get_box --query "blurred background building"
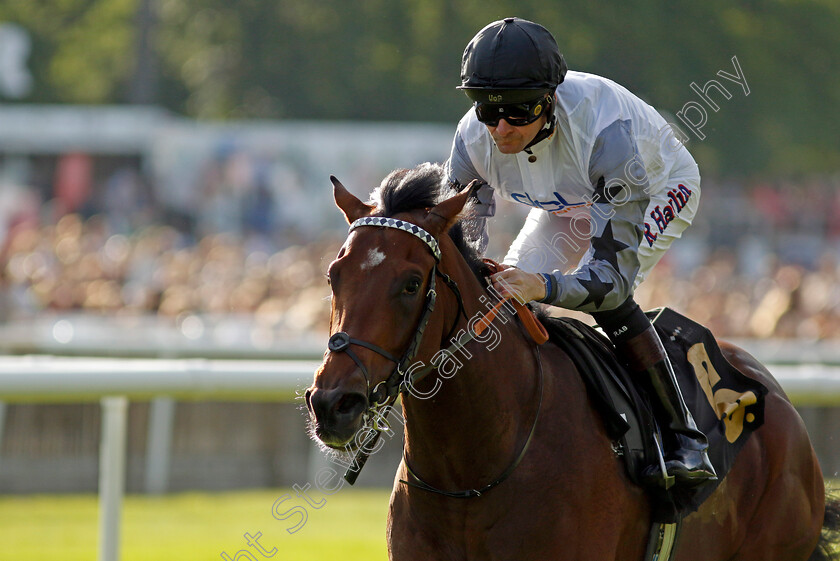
[0,1,838,493]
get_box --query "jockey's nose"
[495,119,515,135]
[307,386,368,446]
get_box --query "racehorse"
[305,163,839,561]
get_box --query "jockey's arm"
[532,119,650,312]
[446,119,652,313]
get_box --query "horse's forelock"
[373,163,448,217]
[367,163,488,283]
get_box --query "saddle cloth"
[541,307,768,523]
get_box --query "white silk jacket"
[446,71,700,312]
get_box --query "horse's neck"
[400,248,542,488]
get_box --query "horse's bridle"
[326,216,465,409]
[325,215,543,495]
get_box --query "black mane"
[370,163,489,281]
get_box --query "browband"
[349,217,441,262]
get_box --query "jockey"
[445,17,716,487]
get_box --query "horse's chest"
[388,489,592,561]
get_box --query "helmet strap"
[523,96,556,153]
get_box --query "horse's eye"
[403,278,421,296]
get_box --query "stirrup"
[644,432,675,490]
[642,432,716,490]
[664,453,717,487]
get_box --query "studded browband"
[349,216,441,262]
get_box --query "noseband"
[325,215,543,495]
[326,217,446,405]
[324,216,462,481]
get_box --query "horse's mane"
[369,163,490,282]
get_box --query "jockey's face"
[486,113,548,154]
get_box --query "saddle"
[540,307,768,523]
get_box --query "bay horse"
[305,163,838,561]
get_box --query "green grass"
[1,486,837,559]
[0,488,391,560]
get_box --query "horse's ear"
[423,180,478,237]
[331,175,373,223]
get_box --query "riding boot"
[616,325,717,487]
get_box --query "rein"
[400,345,544,499]
[326,215,545,494]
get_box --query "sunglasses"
[474,96,550,127]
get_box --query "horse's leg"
[721,345,825,561]
[676,343,825,561]
[726,398,824,560]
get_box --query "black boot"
[618,326,717,488]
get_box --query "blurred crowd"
[0,213,340,335]
[1,173,840,341]
[636,249,840,340]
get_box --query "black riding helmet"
[458,17,568,105]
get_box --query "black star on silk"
[593,176,627,203]
[578,270,614,309]
[590,220,629,271]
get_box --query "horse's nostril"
[304,388,313,412]
[336,393,366,416]
[308,388,367,447]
